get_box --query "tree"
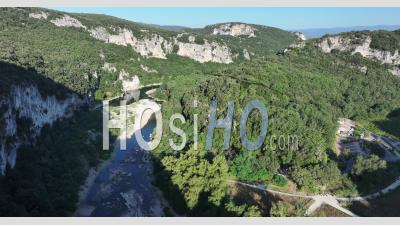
[224,201,261,217]
[229,150,273,182]
[270,200,307,217]
[352,155,387,176]
[161,146,229,209]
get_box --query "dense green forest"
[152,42,400,215]
[0,8,400,216]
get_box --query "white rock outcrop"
[294,32,307,41]
[119,70,141,101]
[140,64,158,73]
[50,14,86,29]
[188,35,196,43]
[213,23,257,37]
[89,26,233,63]
[89,27,171,59]
[0,85,81,175]
[243,49,250,60]
[318,35,400,65]
[102,62,117,73]
[29,12,49,20]
[177,41,233,64]
[389,67,400,77]
[133,34,172,59]
[10,86,80,130]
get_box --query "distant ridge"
[143,23,189,32]
[294,25,400,38]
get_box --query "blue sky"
[54,7,400,30]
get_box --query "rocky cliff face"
[318,35,400,65]
[89,26,233,63]
[50,14,87,29]
[89,27,172,59]
[176,40,233,64]
[0,85,82,175]
[212,23,257,37]
[29,11,236,64]
[390,67,400,77]
[118,69,141,101]
[29,11,48,20]
[294,32,307,41]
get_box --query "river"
[76,120,164,216]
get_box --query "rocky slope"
[30,9,297,63]
[0,62,82,176]
[0,86,81,175]
[316,30,400,75]
[27,11,248,64]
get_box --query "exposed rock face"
[84,25,234,63]
[10,86,80,130]
[140,64,158,73]
[177,41,233,64]
[0,85,81,175]
[390,67,400,77]
[318,35,400,65]
[357,65,368,74]
[294,32,307,41]
[119,70,140,101]
[50,14,86,29]
[29,13,235,64]
[133,34,172,58]
[213,23,257,37]
[102,62,117,73]
[188,35,196,43]
[29,12,48,20]
[89,27,171,59]
[243,49,250,60]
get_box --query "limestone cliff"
[212,23,257,37]
[318,35,400,65]
[0,85,82,175]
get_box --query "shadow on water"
[81,120,164,216]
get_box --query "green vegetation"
[0,105,107,216]
[370,30,400,54]
[189,22,298,57]
[153,40,400,213]
[351,185,400,216]
[1,7,400,217]
[229,150,275,182]
[270,200,308,217]
[161,147,229,209]
[339,30,400,54]
[352,155,386,176]
[272,175,288,187]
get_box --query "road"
[229,176,400,217]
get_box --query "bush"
[272,175,288,187]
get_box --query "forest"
[0,7,400,216]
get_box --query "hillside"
[0,7,400,217]
[296,25,400,38]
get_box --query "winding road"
[228,176,400,217]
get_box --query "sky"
[54,7,400,30]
